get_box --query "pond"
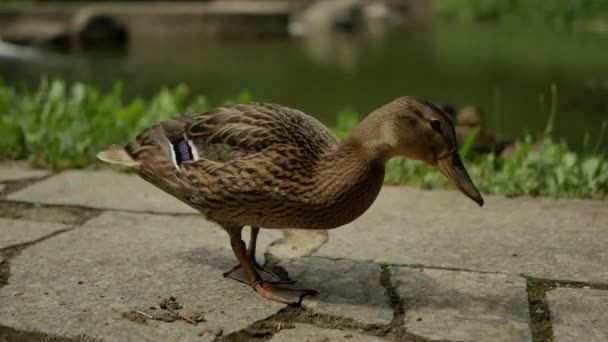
[1,23,607,153]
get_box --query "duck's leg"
[248,227,295,282]
[223,226,294,284]
[224,226,316,306]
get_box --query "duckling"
[98,97,483,305]
[455,106,514,154]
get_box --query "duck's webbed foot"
[223,261,294,284]
[252,280,317,306]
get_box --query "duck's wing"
[180,102,338,183]
[185,103,337,162]
[115,103,336,167]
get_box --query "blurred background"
[0,0,607,154]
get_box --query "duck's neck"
[340,109,396,164]
[314,114,393,209]
[310,132,388,228]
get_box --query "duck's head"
[358,96,484,206]
[457,105,484,127]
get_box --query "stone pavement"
[1,165,607,342]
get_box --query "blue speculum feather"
[173,139,193,164]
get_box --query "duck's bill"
[435,152,484,207]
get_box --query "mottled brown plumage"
[98,97,483,305]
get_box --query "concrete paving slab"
[392,267,531,342]
[0,212,284,342]
[315,187,608,283]
[7,170,196,214]
[267,229,329,259]
[269,324,390,341]
[280,257,392,325]
[0,164,50,182]
[547,288,608,342]
[0,218,70,249]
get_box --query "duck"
[440,104,514,155]
[97,96,484,305]
[455,106,514,155]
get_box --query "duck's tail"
[97,145,140,167]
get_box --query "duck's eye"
[430,119,442,131]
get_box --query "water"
[1,23,607,153]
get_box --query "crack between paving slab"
[380,265,405,327]
[381,262,507,275]
[526,277,555,342]
[524,275,608,291]
[1,199,200,218]
[304,255,508,276]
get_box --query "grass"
[0,78,212,168]
[1,78,607,199]
[433,0,608,31]
[384,137,608,198]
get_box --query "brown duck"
[98,96,483,305]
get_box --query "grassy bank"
[433,0,608,31]
[1,78,607,199]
